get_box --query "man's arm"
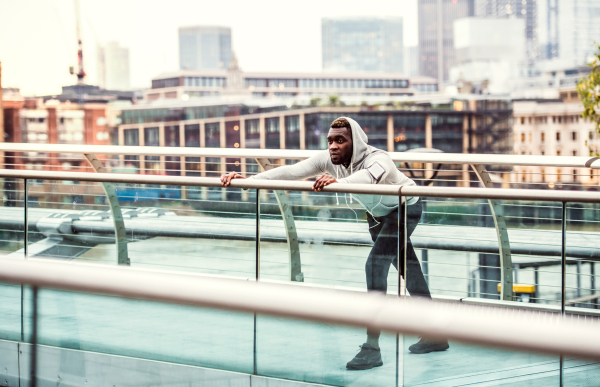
[221,153,327,187]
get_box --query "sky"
[0,0,418,96]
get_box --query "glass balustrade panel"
[564,201,600,384]
[403,197,561,386]
[27,179,257,278]
[0,179,25,342]
[257,189,400,385]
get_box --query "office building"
[404,46,419,77]
[97,42,131,90]
[179,26,232,71]
[475,0,539,64]
[321,17,404,73]
[449,17,527,93]
[418,0,475,84]
[145,69,437,102]
[512,99,600,187]
[116,96,512,187]
[538,0,600,68]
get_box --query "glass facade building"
[322,17,404,73]
[118,99,512,185]
[179,26,232,70]
[418,0,475,82]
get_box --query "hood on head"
[338,116,370,168]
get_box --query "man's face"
[327,127,353,165]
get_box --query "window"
[521,133,525,142]
[205,122,221,148]
[164,125,180,147]
[557,150,561,156]
[541,151,545,155]
[553,116,557,123]
[541,132,545,142]
[557,168,562,182]
[556,132,561,141]
[573,150,578,156]
[144,127,159,146]
[265,117,280,149]
[184,124,200,147]
[572,131,577,141]
[590,131,594,140]
[573,169,578,182]
[245,119,260,149]
[541,169,546,183]
[124,129,139,146]
[521,117,525,124]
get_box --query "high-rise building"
[404,46,419,77]
[556,0,600,66]
[450,17,527,93]
[418,0,475,84]
[475,0,539,63]
[97,42,130,90]
[321,17,404,73]
[179,26,232,71]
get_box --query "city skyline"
[0,0,419,96]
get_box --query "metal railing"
[1,167,600,385]
[1,144,600,301]
[2,257,600,383]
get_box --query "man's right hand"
[220,172,245,187]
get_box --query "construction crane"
[68,0,86,104]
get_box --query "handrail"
[2,169,600,203]
[2,257,600,361]
[1,143,599,168]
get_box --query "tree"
[309,97,322,107]
[577,44,600,155]
[328,95,340,106]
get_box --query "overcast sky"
[0,0,418,96]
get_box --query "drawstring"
[335,166,339,205]
[349,163,353,203]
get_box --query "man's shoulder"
[364,147,393,162]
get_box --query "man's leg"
[346,212,394,370]
[401,200,449,354]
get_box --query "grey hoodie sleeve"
[248,152,327,181]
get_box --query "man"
[221,117,449,370]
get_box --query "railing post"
[22,179,28,343]
[471,164,514,301]
[24,178,28,258]
[254,189,260,376]
[83,154,130,265]
[560,201,567,387]
[254,158,303,282]
[30,285,38,387]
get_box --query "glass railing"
[0,171,600,386]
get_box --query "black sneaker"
[408,337,449,354]
[346,343,383,370]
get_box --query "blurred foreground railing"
[3,258,600,385]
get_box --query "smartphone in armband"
[367,162,386,183]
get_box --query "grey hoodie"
[249,116,417,217]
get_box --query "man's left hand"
[313,174,337,191]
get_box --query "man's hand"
[313,174,337,191]
[220,172,245,187]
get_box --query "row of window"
[124,113,471,155]
[244,78,409,89]
[183,77,227,88]
[517,130,595,143]
[519,115,581,125]
[516,169,584,183]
